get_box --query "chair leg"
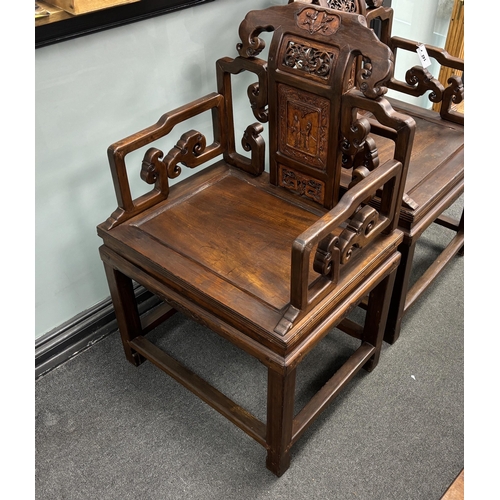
[266,367,297,477]
[103,263,145,366]
[363,268,397,372]
[384,239,416,345]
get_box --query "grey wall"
[35,0,277,339]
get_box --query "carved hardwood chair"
[97,2,415,476]
[292,0,464,344]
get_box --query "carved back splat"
[237,3,393,209]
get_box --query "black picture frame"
[35,0,215,49]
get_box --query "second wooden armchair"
[293,0,464,343]
[97,2,415,476]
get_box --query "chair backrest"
[288,1,382,12]
[217,1,397,209]
[307,0,464,124]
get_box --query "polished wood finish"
[98,2,414,476]
[302,0,464,343]
[441,469,464,500]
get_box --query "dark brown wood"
[266,367,297,476]
[320,1,464,343]
[97,2,414,476]
[139,302,176,334]
[103,263,144,366]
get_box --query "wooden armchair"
[97,2,414,476]
[293,0,464,343]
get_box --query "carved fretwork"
[140,130,211,192]
[341,117,379,172]
[238,4,392,99]
[313,234,340,284]
[279,85,329,169]
[279,166,325,204]
[289,0,374,11]
[141,148,167,185]
[297,8,341,35]
[242,123,266,174]
[311,204,381,285]
[441,74,464,124]
[247,82,268,123]
[337,205,380,262]
[283,40,335,79]
[326,1,356,12]
[405,66,445,103]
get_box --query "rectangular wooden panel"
[136,174,320,309]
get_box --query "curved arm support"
[273,158,402,335]
[388,36,464,124]
[343,90,415,211]
[104,93,225,229]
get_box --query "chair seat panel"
[136,172,320,310]
[365,101,463,226]
[100,163,402,347]
[389,100,463,195]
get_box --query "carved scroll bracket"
[341,117,379,172]
[140,129,221,194]
[441,74,464,124]
[404,66,445,102]
[337,205,380,262]
[241,123,266,175]
[313,234,341,282]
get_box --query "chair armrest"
[388,36,464,124]
[274,158,402,335]
[104,93,225,229]
[390,36,463,70]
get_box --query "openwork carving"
[311,204,380,283]
[247,82,268,123]
[405,66,445,103]
[279,85,329,169]
[441,74,464,124]
[337,205,380,262]
[326,1,356,12]
[341,117,379,172]
[140,130,210,188]
[140,146,180,189]
[297,8,341,35]
[279,166,325,204]
[238,3,392,99]
[313,234,340,283]
[242,123,266,174]
[283,40,335,79]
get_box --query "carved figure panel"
[278,165,325,204]
[278,84,329,169]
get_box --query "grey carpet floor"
[35,198,464,500]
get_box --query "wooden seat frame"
[97,3,415,476]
